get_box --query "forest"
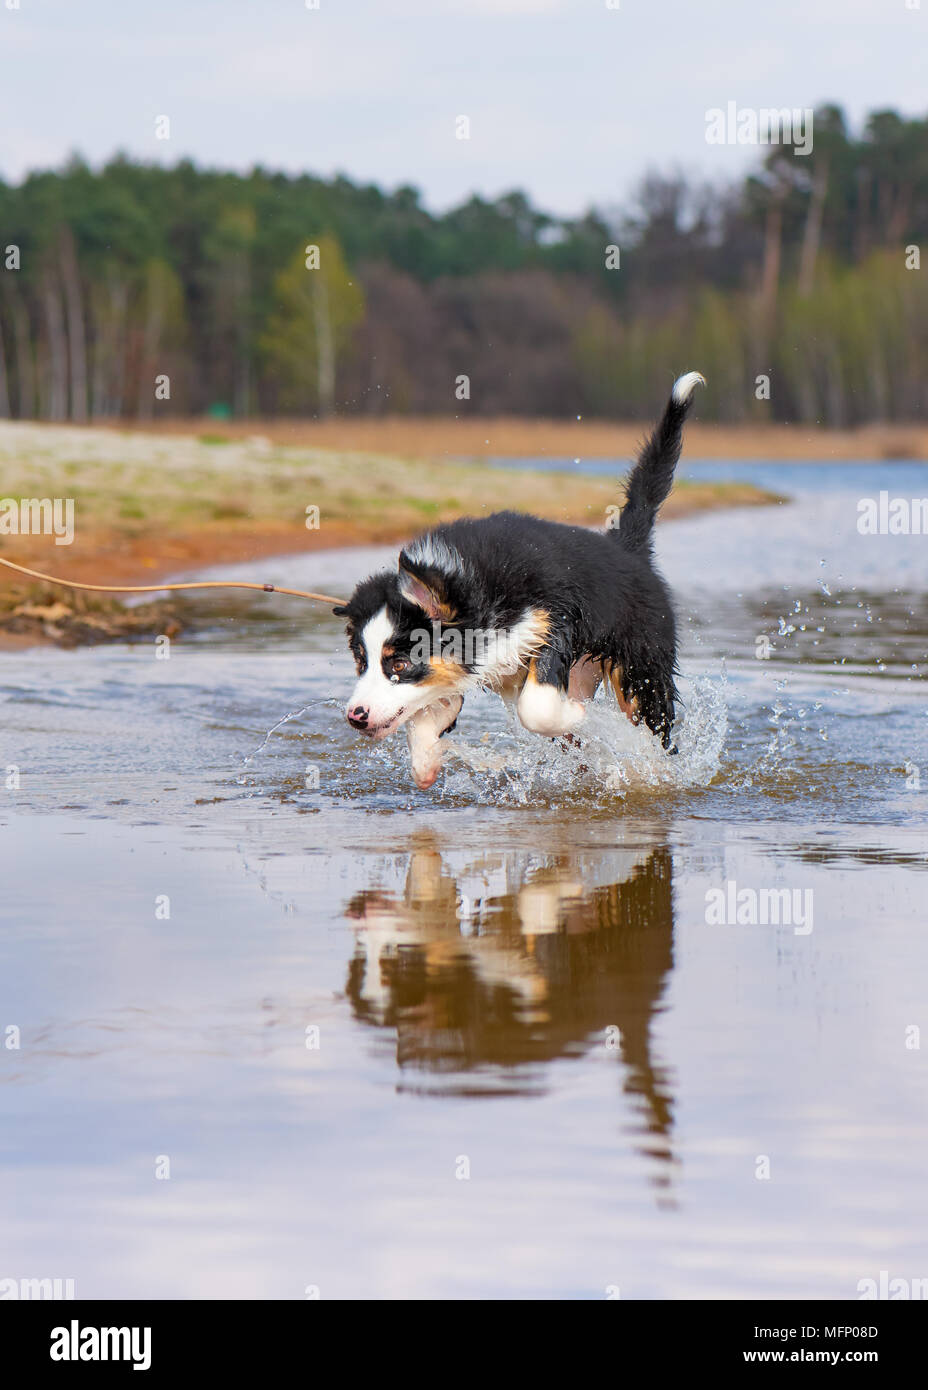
[0,103,925,425]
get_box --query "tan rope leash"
[0,556,347,608]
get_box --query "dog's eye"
[390,658,411,675]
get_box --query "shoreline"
[0,486,773,594]
[0,492,772,650]
[0,420,781,649]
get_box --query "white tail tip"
[672,371,706,405]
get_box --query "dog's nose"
[347,706,369,729]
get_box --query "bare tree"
[797,161,829,297]
[91,274,129,418]
[0,311,10,418]
[59,227,88,420]
[6,284,36,418]
[41,268,69,420]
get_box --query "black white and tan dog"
[335,372,704,789]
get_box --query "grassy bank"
[0,421,778,645]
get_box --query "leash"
[0,556,347,607]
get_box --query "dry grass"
[114,413,928,461]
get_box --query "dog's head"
[334,544,469,740]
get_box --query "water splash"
[242,704,314,766]
[438,677,729,806]
[240,697,340,767]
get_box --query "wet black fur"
[335,385,697,748]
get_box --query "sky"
[0,0,924,216]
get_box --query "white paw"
[518,684,587,737]
[412,761,441,790]
[406,696,462,789]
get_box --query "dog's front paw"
[412,761,441,791]
[406,697,462,790]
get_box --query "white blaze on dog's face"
[342,553,467,740]
[342,547,551,742]
[345,606,448,739]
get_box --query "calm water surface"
[1,462,926,1299]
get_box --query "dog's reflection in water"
[344,835,677,1181]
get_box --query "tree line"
[0,103,925,425]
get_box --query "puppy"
[335,372,704,789]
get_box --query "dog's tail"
[617,371,705,551]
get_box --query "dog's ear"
[397,554,456,622]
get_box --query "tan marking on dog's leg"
[607,662,640,724]
[517,661,586,737]
[495,665,529,714]
[406,695,463,790]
